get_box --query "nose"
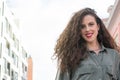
[85,26,90,31]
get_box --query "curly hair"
[54,8,120,73]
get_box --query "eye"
[89,22,94,26]
[80,25,85,29]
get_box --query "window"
[12,34,19,51]
[0,22,2,36]
[22,63,27,73]
[14,72,18,80]
[7,62,10,76]
[3,58,11,76]
[2,78,6,80]
[2,2,4,16]
[22,48,27,59]
[0,22,3,36]
[4,18,13,38]
[14,38,19,51]
[4,18,9,33]
[0,43,2,58]
[0,7,1,16]
[3,58,7,73]
[11,70,14,80]
[11,70,18,80]
[12,51,18,67]
[8,24,12,38]
[5,40,10,56]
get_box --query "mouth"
[85,33,93,38]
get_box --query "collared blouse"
[55,46,120,80]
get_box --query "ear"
[97,24,100,31]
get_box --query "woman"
[54,8,120,80]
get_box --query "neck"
[87,41,101,52]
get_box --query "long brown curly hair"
[54,8,120,73]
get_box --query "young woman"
[54,8,120,80]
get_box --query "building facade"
[0,0,32,80]
[106,0,120,47]
[27,57,32,80]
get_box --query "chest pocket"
[105,65,117,80]
[72,64,96,80]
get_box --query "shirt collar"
[100,44,107,52]
[87,44,107,53]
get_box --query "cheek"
[81,32,86,40]
[81,31,85,38]
[81,29,85,35]
[96,27,99,34]
[94,29,99,37]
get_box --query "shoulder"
[106,48,118,54]
[105,48,120,58]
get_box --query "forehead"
[82,15,96,24]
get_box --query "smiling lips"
[85,33,93,38]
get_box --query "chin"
[85,39,94,43]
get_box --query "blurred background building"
[0,0,33,80]
[102,0,120,48]
[106,0,120,47]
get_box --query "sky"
[6,0,115,80]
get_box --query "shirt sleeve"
[116,52,120,80]
[118,56,120,80]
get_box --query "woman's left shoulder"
[106,48,120,56]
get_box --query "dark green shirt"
[55,46,120,80]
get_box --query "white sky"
[6,0,115,80]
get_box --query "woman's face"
[80,15,99,43]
